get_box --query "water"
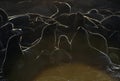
[34,63,114,81]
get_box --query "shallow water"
[34,63,114,81]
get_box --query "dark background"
[0,0,119,16]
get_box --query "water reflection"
[34,63,114,81]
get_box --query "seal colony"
[0,1,120,81]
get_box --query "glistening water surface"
[34,63,114,81]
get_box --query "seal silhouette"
[0,8,8,26]
[71,27,120,71]
[51,1,71,18]
[101,15,120,31]
[3,30,23,78]
[85,9,104,21]
[57,35,71,52]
